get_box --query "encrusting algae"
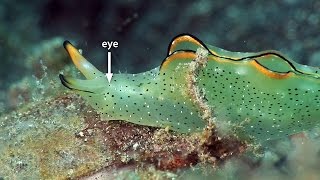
[0,93,245,179]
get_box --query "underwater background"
[0,0,320,179]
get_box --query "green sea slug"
[59,34,320,142]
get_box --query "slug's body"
[60,34,320,141]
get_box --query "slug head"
[59,41,107,94]
[60,40,207,133]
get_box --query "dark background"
[1,0,320,89]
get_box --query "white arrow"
[105,51,113,83]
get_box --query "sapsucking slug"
[59,34,320,142]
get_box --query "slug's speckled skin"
[60,34,320,141]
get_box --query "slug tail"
[63,41,103,79]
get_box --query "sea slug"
[60,34,320,141]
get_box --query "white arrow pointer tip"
[106,73,113,83]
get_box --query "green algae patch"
[29,130,107,179]
[0,95,111,179]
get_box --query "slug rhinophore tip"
[63,40,71,49]
[59,74,72,90]
[63,41,103,79]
